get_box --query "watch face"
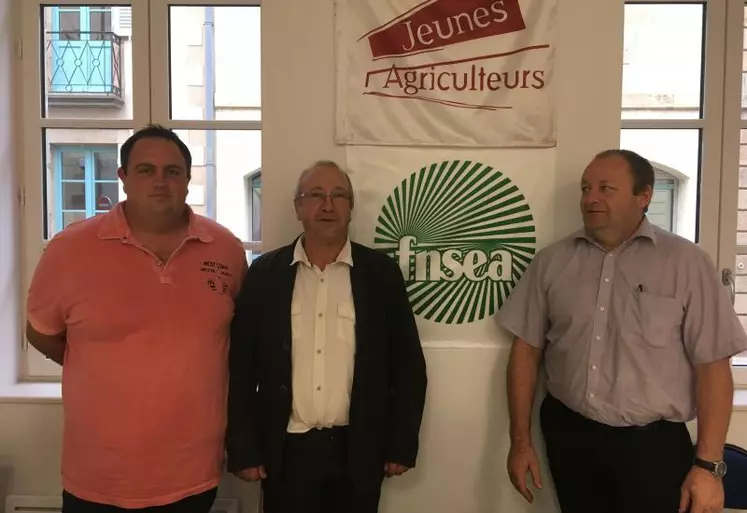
[715,461,728,478]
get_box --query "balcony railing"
[46,31,123,106]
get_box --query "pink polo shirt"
[26,203,247,508]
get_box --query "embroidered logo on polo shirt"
[374,160,536,324]
[200,260,232,295]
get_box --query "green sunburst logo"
[374,160,536,324]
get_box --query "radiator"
[4,495,241,513]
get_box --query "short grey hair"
[294,160,355,206]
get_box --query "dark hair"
[594,149,654,195]
[120,124,192,178]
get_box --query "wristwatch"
[693,456,728,478]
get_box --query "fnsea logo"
[374,160,536,324]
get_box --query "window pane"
[60,150,85,179]
[649,182,675,232]
[43,6,132,118]
[622,4,704,120]
[173,129,262,242]
[62,211,87,228]
[251,174,261,242]
[94,150,119,180]
[169,6,261,121]
[62,182,86,209]
[95,181,119,211]
[620,129,700,242]
[89,10,112,37]
[59,10,81,40]
[44,128,130,238]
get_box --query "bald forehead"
[298,164,351,192]
[305,163,343,180]
[582,155,633,182]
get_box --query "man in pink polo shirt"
[26,125,247,512]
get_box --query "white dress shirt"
[287,238,356,433]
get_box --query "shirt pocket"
[337,301,356,342]
[291,302,303,340]
[630,292,683,348]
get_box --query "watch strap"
[693,456,727,478]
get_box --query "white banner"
[346,146,556,344]
[335,0,557,148]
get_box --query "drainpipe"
[204,7,216,218]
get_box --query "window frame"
[718,0,747,383]
[52,5,113,37]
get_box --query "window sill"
[0,381,61,403]
[733,389,747,410]
[47,93,124,109]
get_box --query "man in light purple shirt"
[498,149,747,513]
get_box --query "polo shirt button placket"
[155,260,172,284]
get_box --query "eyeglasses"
[296,190,352,204]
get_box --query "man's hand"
[679,467,724,513]
[385,463,409,478]
[234,466,267,482]
[507,443,543,503]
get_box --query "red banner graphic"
[366,0,526,59]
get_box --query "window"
[52,145,119,232]
[620,3,708,244]
[47,6,123,104]
[245,170,261,242]
[20,0,261,380]
[621,1,747,376]
[649,173,678,232]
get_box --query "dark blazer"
[226,239,427,491]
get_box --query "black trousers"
[540,394,694,513]
[262,427,381,513]
[61,487,217,513]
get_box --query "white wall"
[0,0,66,506]
[2,1,747,513]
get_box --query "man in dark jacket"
[227,160,427,513]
